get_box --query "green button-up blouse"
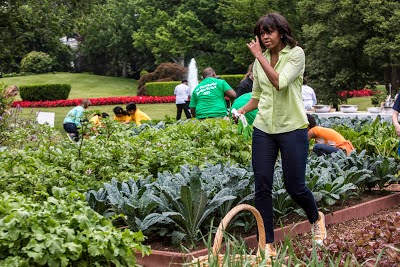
[252,45,308,134]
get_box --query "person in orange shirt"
[307,114,355,156]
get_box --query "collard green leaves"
[0,189,150,266]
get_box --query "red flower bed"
[12,96,176,108]
[338,89,375,98]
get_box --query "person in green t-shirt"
[189,67,236,119]
[231,92,258,125]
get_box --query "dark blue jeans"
[252,127,319,243]
[63,123,79,141]
[313,143,340,156]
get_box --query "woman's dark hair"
[101,112,109,118]
[307,114,317,129]
[254,13,297,48]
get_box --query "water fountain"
[187,58,198,94]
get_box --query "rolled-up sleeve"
[279,47,305,90]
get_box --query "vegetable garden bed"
[134,191,400,267]
[1,113,400,266]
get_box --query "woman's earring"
[281,36,283,39]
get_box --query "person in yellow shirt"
[89,112,109,134]
[90,112,109,126]
[113,106,131,123]
[126,102,151,126]
[307,114,355,156]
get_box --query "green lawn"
[347,96,373,111]
[0,72,137,99]
[344,84,386,111]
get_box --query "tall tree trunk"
[122,60,127,78]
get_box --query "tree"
[132,0,219,68]
[78,0,142,77]
[0,0,100,74]
[298,0,380,107]
[216,0,261,70]
[358,0,400,94]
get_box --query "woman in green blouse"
[235,12,327,257]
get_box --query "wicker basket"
[190,204,271,267]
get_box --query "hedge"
[146,81,180,96]
[19,84,71,101]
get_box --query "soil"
[144,185,400,253]
[289,184,400,266]
[290,204,400,266]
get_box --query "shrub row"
[20,84,71,101]
[145,74,245,96]
[146,81,180,96]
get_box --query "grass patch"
[0,72,137,99]
[346,96,372,111]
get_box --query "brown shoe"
[312,211,327,244]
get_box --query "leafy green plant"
[305,154,359,208]
[370,88,386,107]
[152,167,236,248]
[333,117,398,158]
[368,155,400,190]
[0,83,13,117]
[195,163,255,229]
[2,112,400,255]
[87,177,170,233]
[0,188,150,266]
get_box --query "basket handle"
[212,204,266,256]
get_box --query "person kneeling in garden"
[307,114,355,156]
[112,106,131,123]
[63,99,91,141]
[126,102,151,126]
[89,112,109,135]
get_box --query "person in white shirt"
[302,77,317,110]
[174,79,192,120]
